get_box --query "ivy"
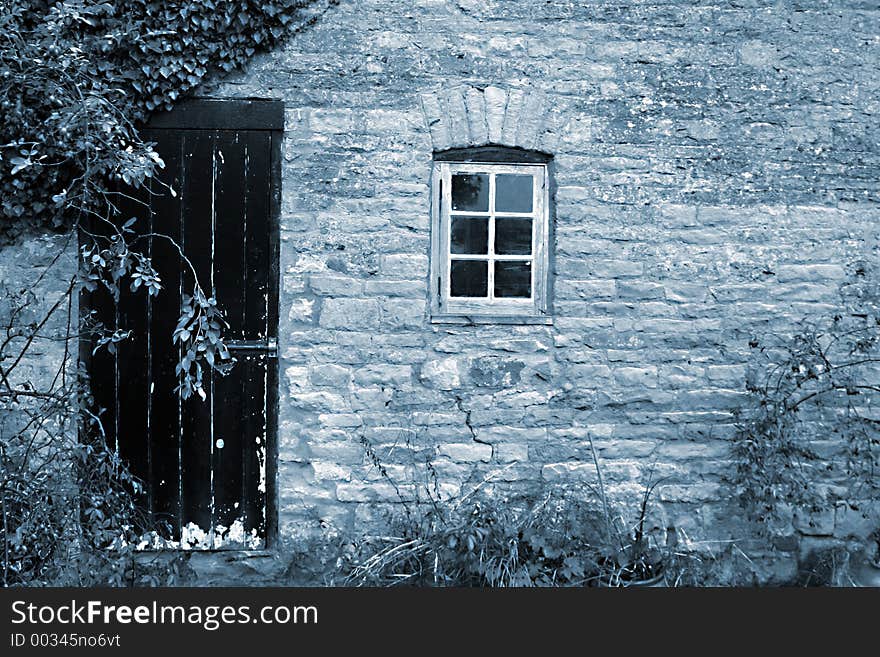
[1,0,335,241]
[173,290,235,401]
[2,0,335,398]
[1,0,336,585]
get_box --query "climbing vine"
[0,0,334,585]
[732,261,880,530]
[1,0,336,392]
[1,0,334,241]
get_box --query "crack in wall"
[453,394,493,449]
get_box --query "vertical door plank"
[264,130,282,545]
[179,130,216,538]
[241,131,272,537]
[113,182,151,517]
[240,354,268,539]
[143,128,184,539]
[243,131,271,340]
[211,131,248,532]
[212,132,247,340]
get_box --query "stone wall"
[211,0,880,578]
[4,0,878,583]
[0,234,77,438]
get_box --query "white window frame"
[430,161,551,324]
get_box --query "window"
[430,158,551,323]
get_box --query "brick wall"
[211,0,880,575]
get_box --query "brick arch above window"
[419,85,560,154]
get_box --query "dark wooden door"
[83,99,282,549]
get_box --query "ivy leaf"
[9,156,30,175]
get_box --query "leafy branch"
[732,261,880,528]
[0,0,335,585]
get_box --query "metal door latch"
[226,337,277,356]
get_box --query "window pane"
[495,174,533,213]
[495,217,532,255]
[494,261,531,298]
[451,216,489,254]
[451,174,489,212]
[450,260,488,297]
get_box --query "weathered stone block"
[285,366,310,394]
[556,279,616,300]
[309,274,364,296]
[613,366,659,387]
[738,40,781,68]
[494,443,529,463]
[438,442,492,463]
[420,91,451,151]
[318,298,380,329]
[364,279,425,297]
[317,413,363,428]
[411,412,463,426]
[420,358,461,390]
[483,86,507,144]
[310,109,355,134]
[289,391,348,411]
[353,364,412,386]
[658,484,722,503]
[309,363,351,388]
[464,86,488,145]
[468,356,526,388]
[380,254,429,278]
[351,387,393,410]
[705,365,746,387]
[336,482,409,503]
[287,298,315,323]
[664,283,709,303]
[444,86,470,149]
[833,503,877,539]
[380,298,425,329]
[774,264,846,283]
[597,439,657,459]
[515,89,547,150]
[476,427,546,444]
[617,281,665,301]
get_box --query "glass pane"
[451,216,489,254]
[495,217,532,255]
[495,174,533,213]
[494,261,532,298]
[451,174,489,212]
[450,260,488,297]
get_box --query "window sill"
[430,314,553,326]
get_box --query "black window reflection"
[450,260,488,297]
[451,217,489,254]
[494,218,532,255]
[494,261,531,298]
[451,174,489,212]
